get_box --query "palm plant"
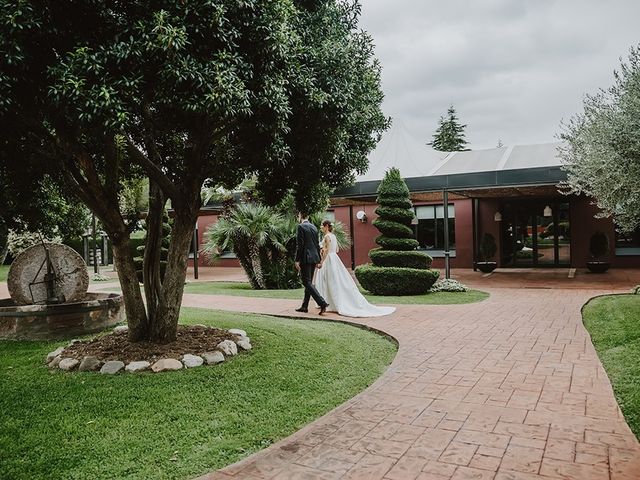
[202,203,290,289]
[203,202,352,290]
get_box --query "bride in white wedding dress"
[314,220,395,318]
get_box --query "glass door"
[500,200,570,267]
[536,205,555,266]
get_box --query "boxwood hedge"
[372,218,415,238]
[355,265,439,296]
[375,236,420,251]
[374,206,415,225]
[369,249,432,269]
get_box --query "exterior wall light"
[494,212,502,222]
[543,205,552,217]
[355,210,367,223]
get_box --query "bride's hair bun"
[322,219,334,232]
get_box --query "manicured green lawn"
[180,281,489,305]
[0,308,396,480]
[583,294,640,439]
[0,265,8,282]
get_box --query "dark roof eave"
[332,166,567,199]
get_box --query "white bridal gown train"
[314,233,395,318]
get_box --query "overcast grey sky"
[359,0,640,149]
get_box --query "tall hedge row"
[355,168,439,295]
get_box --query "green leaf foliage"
[374,206,415,226]
[372,219,415,238]
[362,168,440,295]
[376,167,410,200]
[378,197,414,209]
[0,0,387,337]
[202,200,351,290]
[369,249,432,269]
[559,46,640,233]
[375,236,420,251]
[355,265,439,296]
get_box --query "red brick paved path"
[187,286,640,480]
[4,268,640,479]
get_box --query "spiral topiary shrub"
[355,168,440,295]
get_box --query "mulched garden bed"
[63,325,239,363]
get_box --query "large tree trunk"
[142,181,166,328]
[111,232,148,341]
[150,209,197,343]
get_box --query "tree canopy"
[0,0,387,342]
[559,45,640,233]
[428,105,468,152]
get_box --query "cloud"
[359,0,640,148]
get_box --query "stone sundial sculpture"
[7,242,89,306]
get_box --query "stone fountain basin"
[0,293,124,340]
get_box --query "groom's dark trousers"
[300,263,325,309]
[296,221,327,309]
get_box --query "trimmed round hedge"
[372,218,415,238]
[369,249,432,269]
[375,236,419,251]
[355,265,440,296]
[374,206,415,225]
[379,197,413,209]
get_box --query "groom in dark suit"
[295,213,329,314]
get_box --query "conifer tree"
[428,106,468,151]
[355,168,439,295]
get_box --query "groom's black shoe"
[319,303,329,315]
[295,307,308,313]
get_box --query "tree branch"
[125,138,179,200]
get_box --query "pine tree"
[428,105,468,151]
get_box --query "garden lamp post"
[443,188,450,279]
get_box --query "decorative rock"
[236,338,252,351]
[151,358,183,373]
[182,354,204,368]
[48,355,62,368]
[58,358,79,371]
[68,339,82,346]
[229,328,247,338]
[79,356,102,372]
[100,360,125,375]
[216,340,238,356]
[113,325,129,335]
[201,351,225,365]
[193,324,208,329]
[46,347,65,363]
[125,361,151,373]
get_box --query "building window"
[615,227,640,255]
[414,204,455,250]
[324,210,336,222]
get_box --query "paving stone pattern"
[188,286,640,480]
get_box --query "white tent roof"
[357,120,447,182]
[357,121,564,182]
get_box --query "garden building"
[194,122,640,271]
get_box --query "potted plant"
[587,231,611,273]
[477,233,497,273]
